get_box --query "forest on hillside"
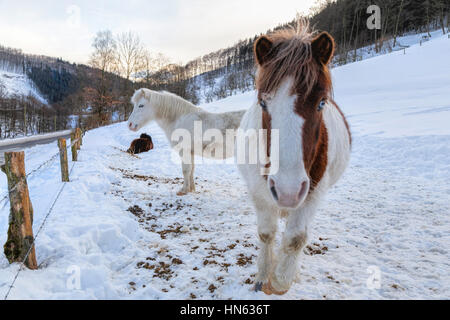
[0,0,448,139]
[0,45,131,138]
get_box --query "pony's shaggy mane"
[132,89,200,121]
[256,20,321,99]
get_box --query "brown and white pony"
[238,23,351,295]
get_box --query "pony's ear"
[254,36,274,66]
[132,89,146,104]
[311,32,335,65]
[140,89,148,99]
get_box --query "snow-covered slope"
[0,70,47,104]
[0,33,449,300]
[190,30,446,105]
[333,29,446,64]
[334,32,450,139]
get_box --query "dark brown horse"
[127,133,154,155]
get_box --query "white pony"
[238,26,351,295]
[128,88,245,195]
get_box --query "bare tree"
[425,0,432,37]
[142,52,172,90]
[89,30,117,74]
[115,31,145,117]
[436,0,447,34]
[140,49,154,86]
[0,78,6,100]
[88,30,118,126]
[153,52,171,72]
[116,31,144,84]
[393,0,405,47]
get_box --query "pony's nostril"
[297,181,309,201]
[270,186,278,201]
[128,122,138,131]
[269,179,278,201]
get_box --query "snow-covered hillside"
[0,70,47,104]
[333,29,446,65]
[0,33,449,300]
[189,30,447,105]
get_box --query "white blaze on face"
[265,77,310,209]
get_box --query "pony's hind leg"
[189,159,195,192]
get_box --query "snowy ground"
[0,32,449,300]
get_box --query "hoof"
[262,283,273,295]
[177,191,188,196]
[261,280,288,296]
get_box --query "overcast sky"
[0,0,316,65]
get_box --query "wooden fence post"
[76,128,82,150]
[79,128,83,146]
[58,138,69,182]
[71,131,78,162]
[1,152,38,270]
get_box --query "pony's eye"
[260,100,268,111]
[317,100,326,111]
[139,104,144,108]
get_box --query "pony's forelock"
[255,18,322,99]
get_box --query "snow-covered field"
[0,32,449,300]
[0,70,47,104]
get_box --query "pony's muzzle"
[269,178,310,209]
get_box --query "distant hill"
[0,45,130,139]
[0,46,80,103]
[0,70,47,104]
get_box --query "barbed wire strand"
[3,140,82,301]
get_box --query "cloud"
[0,0,315,64]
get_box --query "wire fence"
[1,135,82,300]
[0,137,80,208]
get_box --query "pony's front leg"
[270,199,319,294]
[253,199,278,294]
